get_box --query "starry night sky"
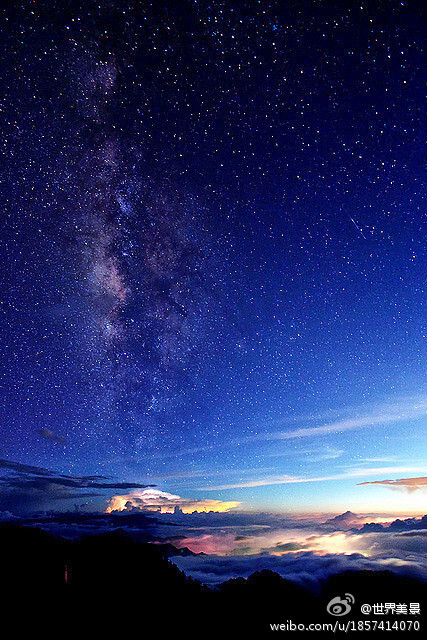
[0,0,425,515]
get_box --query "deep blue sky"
[0,0,425,514]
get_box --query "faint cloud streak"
[201,466,427,491]
[358,477,427,493]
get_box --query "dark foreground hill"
[1,524,425,636]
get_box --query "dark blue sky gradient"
[0,0,425,514]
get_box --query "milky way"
[60,40,223,452]
[0,0,425,516]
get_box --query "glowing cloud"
[358,477,427,493]
[106,488,240,514]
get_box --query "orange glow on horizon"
[105,488,240,514]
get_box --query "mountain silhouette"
[1,524,425,636]
[323,510,362,529]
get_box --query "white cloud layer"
[106,487,240,513]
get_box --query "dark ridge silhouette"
[358,514,427,533]
[20,509,164,529]
[1,524,425,636]
[151,541,203,557]
[323,568,426,607]
[324,510,358,525]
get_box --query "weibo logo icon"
[326,593,355,616]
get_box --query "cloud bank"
[0,459,155,512]
[167,512,427,586]
[174,547,427,588]
[106,487,240,514]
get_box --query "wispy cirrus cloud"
[248,397,427,443]
[155,395,427,460]
[265,446,344,462]
[358,477,427,492]
[200,466,427,491]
